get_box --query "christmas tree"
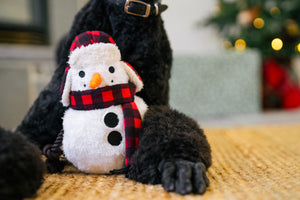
[206,0,300,109]
[206,0,300,58]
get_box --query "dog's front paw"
[158,159,209,195]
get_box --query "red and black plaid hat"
[70,30,116,51]
[60,31,116,94]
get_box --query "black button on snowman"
[104,112,119,128]
[104,112,122,146]
[60,31,148,174]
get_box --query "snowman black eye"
[79,71,85,78]
[109,66,115,73]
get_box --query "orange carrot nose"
[89,73,102,89]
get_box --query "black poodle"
[3,0,211,196]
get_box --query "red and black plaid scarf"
[69,82,141,166]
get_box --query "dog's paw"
[158,159,209,195]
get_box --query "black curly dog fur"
[127,106,211,194]
[0,127,45,200]
[5,0,212,196]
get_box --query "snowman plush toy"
[60,31,147,174]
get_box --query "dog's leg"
[0,127,45,199]
[127,106,212,195]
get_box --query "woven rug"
[27,124,300,200]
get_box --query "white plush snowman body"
[61,40,147,174]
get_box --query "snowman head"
[61,31,143,107]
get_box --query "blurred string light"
[271,38,283,51]
[223,40,233,49]
[235,39,246,50]
[253,18,265,29]
[270,6,281,16]
[286,20,299,36]
[297,43,300,53]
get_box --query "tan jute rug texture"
[27,124,300,200]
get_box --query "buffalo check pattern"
[69,83,136,110]
[69,82,141,166]
[70,31,115,51]
[123,102,141,166]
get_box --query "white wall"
[162,0,222,54]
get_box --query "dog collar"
[124,0,168,18]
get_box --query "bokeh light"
[297,43,300,53]
[223,40,233,49]
[270,6,281,16]
[253,18,265,29]
[235,39,246,51]
[271,38,283,51]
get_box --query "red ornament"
[263,59,286,88]
[263,58,300,109]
